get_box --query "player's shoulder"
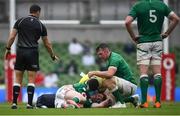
[16,16,28,22]
[111,52,123,60]
[132,0,144,7]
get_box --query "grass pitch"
[0,102,180,115]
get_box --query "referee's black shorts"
[14,47,39,71]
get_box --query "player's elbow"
[170,14,180,25]
[176,16,180,23]
[125,20,131,26]
[125,16,133,26]
[174,16,180,24]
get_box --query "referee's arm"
[42,36,59,61]
[6,29,17,49]
[4,29,17,59]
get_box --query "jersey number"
[149,10,157,23]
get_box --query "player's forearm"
[165,17,179,35]
[43,38,55,57]
[91,99,111,108]
[126,24,136,41]
[91,103,103,108]
[6,37,15,49]
[45,43,55,57]
[125,16,136,41]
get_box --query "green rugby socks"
[154,74,162,103]
[140,75,149,104]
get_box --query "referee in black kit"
[4,4,59,109]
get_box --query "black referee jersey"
[14,15,47,48]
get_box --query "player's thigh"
[116,77,137,96]
[151,41,162,66]
[137,43,152,65]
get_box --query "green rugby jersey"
[128,0,172,43]
[106,52,136,85]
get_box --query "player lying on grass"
[79,72,140,108]
[36,90,113,108]
[36,78,113,108]
[55,78,99,108]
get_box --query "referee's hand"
[51,54,59,62]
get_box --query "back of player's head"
[96,43,110,52]
[87,78,99,91]
[30,4,41,13]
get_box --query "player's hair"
[87,78,99,91]
[30,4,41,13]
[96,43,110,52]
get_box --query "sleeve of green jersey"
[128,5,137,19]
[163,3,172,17]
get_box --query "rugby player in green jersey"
[125,0,179,108]
[88,43,139,108]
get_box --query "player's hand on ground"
[161,33,168,39]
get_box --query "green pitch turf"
[0,102,180,115]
